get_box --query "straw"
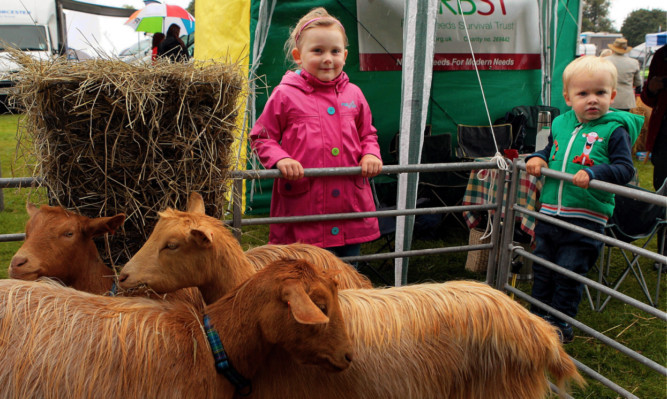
[9,50,246,266]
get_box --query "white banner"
[357,0,541,71]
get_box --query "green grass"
[0,114,48,278]
[1,113,665,397]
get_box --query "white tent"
[646,32,667,47]
[630,34,666,71]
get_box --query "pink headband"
[295,17,345,44]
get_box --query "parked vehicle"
[66,47,92,61]
[0,0,65,112]
[579,32,623,56]
[118,38,152,64]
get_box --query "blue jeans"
[530,217,604,320]
[325,243,361,258]
[325,244,361,268]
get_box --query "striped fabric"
[462,163,543,240]
[539,203,608,225]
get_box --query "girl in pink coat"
[250,7,383,258]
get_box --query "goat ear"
[26,202,39,217]
[283,282,329,325]
[186,193,206,214]
[327,269,341,287]
[105,214,126,234]
[87,214,126,237]
[190,228,213,248]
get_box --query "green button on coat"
[331,147,340,156]
[331,227,339,235]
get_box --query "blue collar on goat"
[203,314,252,396]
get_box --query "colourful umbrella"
[125,3,195,35]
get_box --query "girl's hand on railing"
[360,154,383,178]
[276,158,304,181]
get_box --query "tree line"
[583,0,665,46]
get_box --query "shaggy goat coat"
[245,243,371,288]
[254,281,583,399]
[119,194,584,399]
[0,260,353,399]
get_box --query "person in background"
[525,56,643,343]
[640,44,667,272]
[250,7,383,261]
[157,24,189,62]
[606,38,642,111]
[151,32,165,63]
[641,44,667,191]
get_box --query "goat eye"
[165,242,178,250]
[64,231,74,238]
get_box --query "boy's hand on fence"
[276,158,304,181]
[525,157,547,177]
[360,154,383,178]
[572,170,590,189]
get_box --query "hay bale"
[11,53,245,266]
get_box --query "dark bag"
[494,112,528,153]
[508,106,561,153]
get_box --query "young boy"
[525,56,644,343]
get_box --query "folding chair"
[418,133,468,229]
[387,131,466,229]
[456,123,513,159]
[586,180,667,311]
[362,177,437,285]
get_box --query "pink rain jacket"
[250,70,381,247]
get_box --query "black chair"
[363,135,453,283]
[360,180,433,285]
[456,123,513,159]
[418,133,468,229]
[586,179,667,311]
[388,132,468,228]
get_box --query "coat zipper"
[557,124,584,214]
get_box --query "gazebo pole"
[394,0,437,286]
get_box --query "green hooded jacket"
[540,109,643,224]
